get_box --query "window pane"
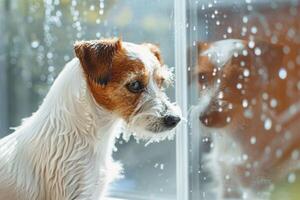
[0,0,176,199]
[187,0,300,199]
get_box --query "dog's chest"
[28,135,109,200]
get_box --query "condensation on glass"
[187,0,300,200]
[0,0,176,199]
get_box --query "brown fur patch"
[74,38,122,85]
[86,45,149,120]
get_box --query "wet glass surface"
[187,0,300,199]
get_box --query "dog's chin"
[146,123,178,133]
[199,111,232,128]
[129,123,176,141]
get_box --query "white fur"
[0,42,181,199]
[0,58,124,200]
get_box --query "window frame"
[174,0,189,200]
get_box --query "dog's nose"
[163,115,181,128]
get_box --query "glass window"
[0,0,176,199]
[187,0,300,199]
[2,0,300,199]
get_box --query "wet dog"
[0,38,181,200]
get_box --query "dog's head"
[196,39,283,128]
[74,38,181,138]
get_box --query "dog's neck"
[17,58,122,162]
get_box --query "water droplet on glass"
[251,26,258,34]
[242,99,248,108]
[278,68,287,79]
[227,26,232,34]
[242,16,248,23]
[160,164,164,170]
[48,66,55,73]
[89,5,95,11]
[248,40,255,49]
[242,154,248,161]
[218,91,224,99]
[31,41,39,48]
[236,83,243,90]
[226,116,231,123]
[243,69,250,77]
[254,47,262,56]
[264,118,272,130]
[270,99,278,108]
[47,52,53,59]
[250,136,256,144]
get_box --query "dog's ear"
[142,43,163,64]
[74,38,122,86]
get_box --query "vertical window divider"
[174,0,189,199]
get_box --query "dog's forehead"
[123,42,160,73]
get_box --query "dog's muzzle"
[163,115,181,128]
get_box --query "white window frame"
[174,0,189,200]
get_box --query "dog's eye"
[126,80,145,93]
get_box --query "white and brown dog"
[195,39,300,199]
[0,38,181,200]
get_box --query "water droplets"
[242,99,248,108]
[250,136,256,144]
[243,69,250,77]
[31,41,40,48]
[242,16,248,24]
[99,0,105,15]
[250,26,258,34]
[242,154,248,161]
[264,118,272,130]
[236,83,243,90]
[254,47,262,56]
[278,68,287,79]
[248,40,255,49]
[270,99,278,108]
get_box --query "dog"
[0,38,181,200]
[195,39,300,199]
